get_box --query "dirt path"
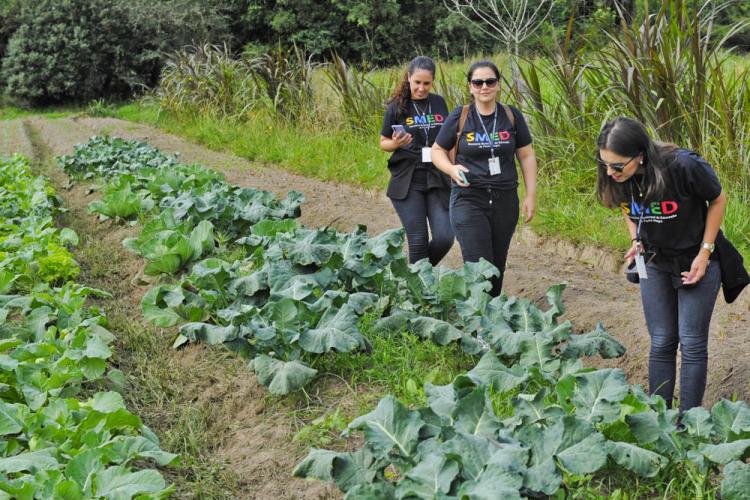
[4,116,749,496]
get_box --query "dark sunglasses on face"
[596,153,640,173]
[470,78,499,89]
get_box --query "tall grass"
[118,1,749,259]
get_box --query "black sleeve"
[435,105,463,150]
[511,105,532,148]
[684,153,722,201]
[380,103,398,138]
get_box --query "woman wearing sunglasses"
[432,60,537,296]
[596,116,748,411]
[379,56,454,266]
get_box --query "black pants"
[391,185,454,266]
[450,187,518,296]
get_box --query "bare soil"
[3,116,748,498]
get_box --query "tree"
[443,0,553,94]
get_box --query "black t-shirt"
[380,93,449,168]
[435,102,532,189]
[620,149,722,253]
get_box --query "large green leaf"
[509,389,565,427]
[711,400,750,440]
[408,316,463,346]
[299,305,366,354]
[424,376,476,421]
[441,432,493,481]
[467,353,528,394]
[394,453,459,500]
[561,323,626,359]
[179,323,239,345]
[453,387,503,439]
[518,331,560,374]
[0,449,59,474]
[606,441,668,477]
[249,355,317,395]
[94,466,169,500]
[345,396,424,459]
[456,464,523,500]
[572,369,629,423]
[697,439,750,465]
[521,416,607,495]
[0,401,23,436]
[681,406,714,439]
[721,460,750,500]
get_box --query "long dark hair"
[388,56,436,118]
[596,117,673,208]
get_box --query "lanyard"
[474,104,498,158]
[630,192,645,241]
[412,100,432,145]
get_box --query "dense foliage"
[59,136,750,498]
[0,0,244,104]
[0,155,175,498]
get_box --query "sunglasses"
[596,153,640,173]
[470,78,499,89]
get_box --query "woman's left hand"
[522,196,536,223]
[682,253,710,285]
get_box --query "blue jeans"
[391,186,454,266]
[450,188,519,296]
[639,261,721,411]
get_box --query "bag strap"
[501,103,515,129]
[450,105,470,163]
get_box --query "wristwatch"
[702,241,715,253]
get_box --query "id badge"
[488,157,501,175]
[635,253,648,279]
[422,147,432,163]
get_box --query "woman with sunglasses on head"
[596,116,748,412]
[431,60,537,296]
[380,56,454,266]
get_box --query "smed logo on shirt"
[466,131,512,145]
[405,114,444,127]
[621,200,679,223]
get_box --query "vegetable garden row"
[0,155,175,498]
[55,137,750,498]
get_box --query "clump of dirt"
[8,115,749,498]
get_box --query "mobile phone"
[458,171,469,184]
[391,124,406,136]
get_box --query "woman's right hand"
[452,164,470,187]
[624,240,640,265]
[392,131,413,148]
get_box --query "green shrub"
[0,0,161,103]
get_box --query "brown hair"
[387,56,436,119]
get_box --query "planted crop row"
[60,138,750,497]
[61,138,624,396]
[0,155,175,498]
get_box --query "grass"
[0,103,78,120]
[114,102,390,190]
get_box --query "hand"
[453,164,470,187]
[682,253,709,285]
[624,241,639,266]
[392,131,413,148]
[522,196,536,223]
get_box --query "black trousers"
[450,187,518,296]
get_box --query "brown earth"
[3,116,749,498]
